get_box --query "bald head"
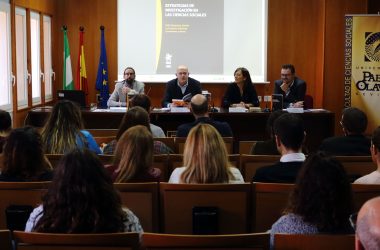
[356,197,380,249]
[176,65,189,85]
[190,94,208,117]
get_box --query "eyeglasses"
[349,212,357,231]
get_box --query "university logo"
[364,32,380,62]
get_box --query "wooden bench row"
[0,182,379,234]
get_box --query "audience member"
[356,197,380,250]
[354,126,380,184]
[107,67,145,107]
[0,109,11,153]
[320,107,370,156]
[25,149,143,233]
[169,124,244,183]
[161,65,202,107]
[274,64,306,108]
[177,94,233,137]
[103,106,172,155]
[41,100,101,154]
[270,152,353,248]
[129,94,165,137]
[106,125,161,182]
[0,126,52,182]
[250,110,287,155]
[222,67,259,108]
[252,113,306,183]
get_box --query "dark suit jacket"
[222,82,259,108]
[176,117,233,137]
[274,77,306,108]
[161,77,202,107]
[319,134,371,156]
[252,161,304,183]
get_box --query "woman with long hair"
[0,126,52,181]
[41,100,101,154]
[270,152,353,247]
[169,123,244,183]
[108,125,160,182]
[25,149,142,233]
[222,67,259,108]
[103,106,172,155]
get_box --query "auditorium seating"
[154,137,175,153]
[114,182,159,232]
[240,155,280,182]
[252,182,294,232]
[0,182,50,229]
[159,183,251,234]
[142,232,270,250]
[238,141,256,154]
[0,230,12,250]
[274,233,355,250]
[352,184,380,212]
[87,129,118,137]
[94,136,115,146]
[335,156,375,181]
[12,231,140,250]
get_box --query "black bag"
[6,205,34,231]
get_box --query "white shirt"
[280,153,306,163]
[354,170,380,184]
[169,166,244,184]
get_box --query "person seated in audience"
[356,197,380,250]
[106,125,161,182]
[129,94,165,137]
[107,67,145,107]
[176,94,233,137]
[41,100,101,154]
[222,67,259,108]
[25,149,143,233]
[0,126,52,182]
[103,106,173,155]
[354,126,380,184]
[320,107,370,156]
[169,123,244,183]
[161,65,202,108]
[270,152,353,248]
[250,110,287,155]
[252,113,306,183]
[0,109,12,152]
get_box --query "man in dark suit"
[176,94,233,137]
[252,113,306,183]
[319,107,370,156]
[274,64,306,108]
[161,65,202,107]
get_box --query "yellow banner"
[345,15,380,133]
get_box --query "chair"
[94,136,115,146]
[13,231,140,250]
[252,182,294,232]
[159,183,251,234]
[0,230,12,250]
[274,233,355,250]
[335,156,375,181]
[352,184,380,212]
[153,154,169,181]
[0,182,50,229]
[114,182,159,232]
[240,155,280,182]
[303,94,313,109]
[142,232,270,250]
[239,141,257,154]
[87,129,118,137]
[154,137,175,153]
[175,137,233,154]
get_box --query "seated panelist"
[222,67,259,108]
[107,67,145,107]
[161,65,202,107]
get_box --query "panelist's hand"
[293,101,304,108]
[280,81,290,92]
[122,86,131,95]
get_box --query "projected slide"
[156,1,223,74]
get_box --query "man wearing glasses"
[107,67,145,107]
[274,64,306,108]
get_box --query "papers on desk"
[170,107,190,113]
[229,107,248,113]
[152,108,170,112]
[93,107,126,112]
[308,108,327,112]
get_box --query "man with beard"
[107,67,145,107]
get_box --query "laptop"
[271,94,283,111]
[57,90,86,108]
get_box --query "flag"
[95,27,109,108]
[62,27,74,90]
[76,27,88,104]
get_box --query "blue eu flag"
[95,27,109,108]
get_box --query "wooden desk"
[26,108,334,152]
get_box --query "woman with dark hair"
[0,126,52,182]
[108,125,160,182]
[270,152,353,247]
[222,67,259,108]
[103,106,172,155]
[41,100,101,154]
[0,109,12,154]
[25,149,143,233]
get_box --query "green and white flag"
[63,28,74,90]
